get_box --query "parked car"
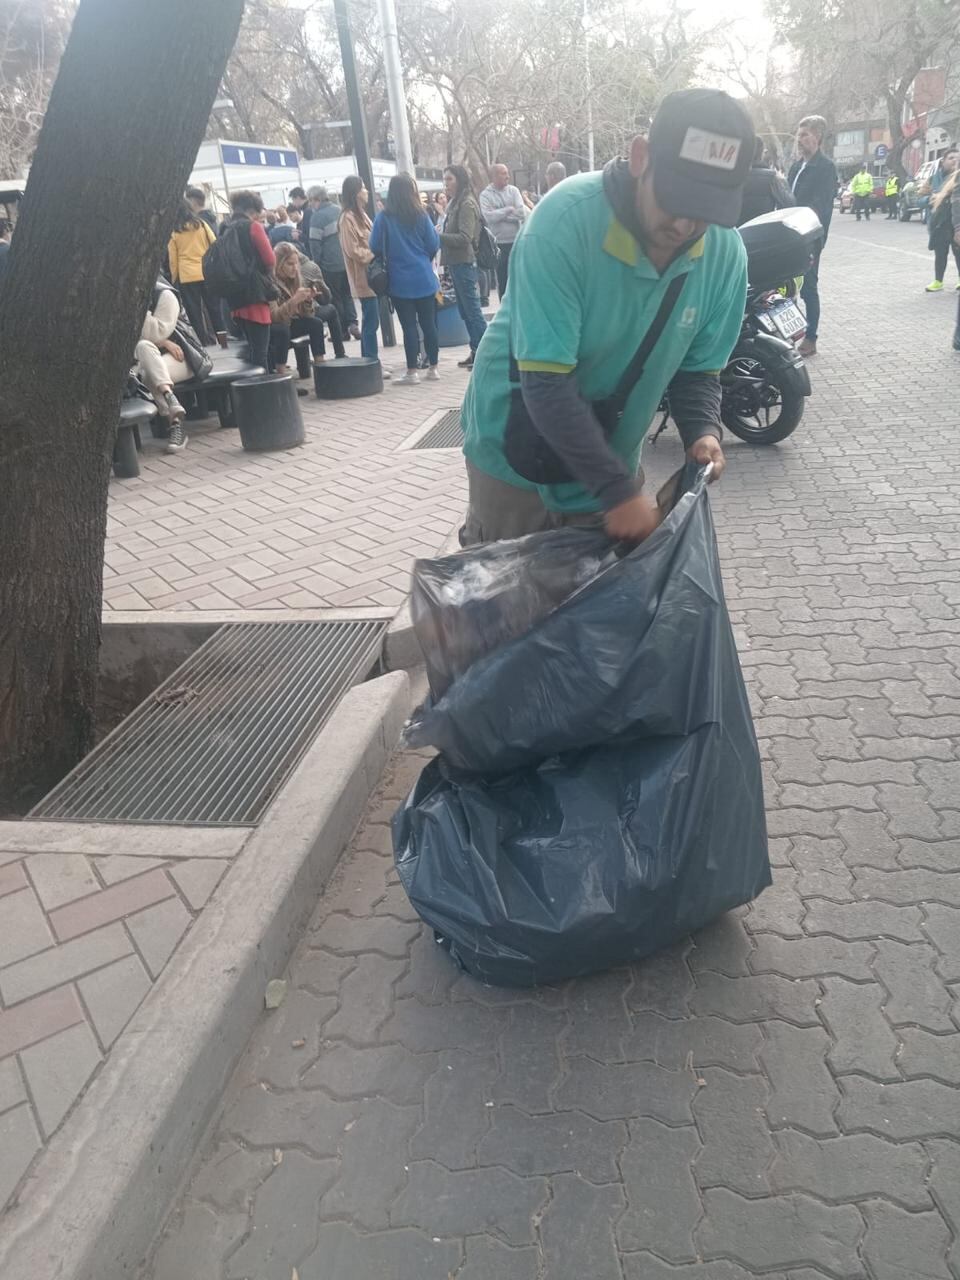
[838,178,887,214]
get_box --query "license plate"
[768,300,806,340]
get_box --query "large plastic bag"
[411,526,617,699]
[394,465,770,986]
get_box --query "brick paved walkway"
[145,220,960,1279]
[103,347,471,615]
[0,825,248,1209]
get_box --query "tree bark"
[0,0,245,811]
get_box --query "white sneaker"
[396,371,421,385]
[426,366,440,381]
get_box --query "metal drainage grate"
[413,408,464,449]
[29,620,387,827]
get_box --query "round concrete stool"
[313,357,383,399]
[233,373,305,452]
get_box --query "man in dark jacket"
[308,186,359,339]
[739,138,796,224]
[788,114,837,357]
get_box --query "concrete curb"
[0,670,411,1280]
[384,524,462,673]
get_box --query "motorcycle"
[656,207,822,447]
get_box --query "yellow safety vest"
[885,176,899,197]
[851,172,874,196]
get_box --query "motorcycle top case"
[738,206,824,292]
[395,466,771,987]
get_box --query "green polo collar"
[602,215,706,271]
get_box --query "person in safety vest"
[851,165,874,221]
[885,173,900,219]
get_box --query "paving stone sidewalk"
[103,346,472,615]
[146,220,960,1279]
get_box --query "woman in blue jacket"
[370,174,441,384]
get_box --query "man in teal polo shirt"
[461,88,753,545]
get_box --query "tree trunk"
[0,0,245,811]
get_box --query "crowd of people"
[126,100,960,467]
[134,161,550,453]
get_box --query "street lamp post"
[332,0,394,345]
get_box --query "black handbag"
[503,272,689,485]
[367,217,389,296]
[174,316,213,380]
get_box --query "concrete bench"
[172,353,267,430]
[114,398,156,480]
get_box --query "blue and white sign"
[221,145,299,169]
[874,143,889,161]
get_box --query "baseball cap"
[648,88,756,228]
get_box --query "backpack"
[476,217,500,272]
[202,220,277,309]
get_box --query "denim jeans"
[800,248,822,343]
[359,295,380,358]
[449,263,488,352]
[392,294,439,369]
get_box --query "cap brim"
[653,165,744,229]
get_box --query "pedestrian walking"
[339,174,387,369]
[460,88,753,546]
[926,171,960,292]
[885,173,900,218]
[310,186,360,340]
[480,163,526,297]
[439,164,488,371]
[168,200,217,345]
[851,164,874,221]
[788,114,837,357]
[370,173,441,385]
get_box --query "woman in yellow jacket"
[168,201,216,344]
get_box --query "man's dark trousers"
[854,195,871,221]
[495,242,513,298]
[801,247,822,345]
[324,269,358,332]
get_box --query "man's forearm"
[519,370,638,510]
[668,371,723,448]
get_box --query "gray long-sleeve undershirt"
[519,369,722,511]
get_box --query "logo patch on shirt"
[679,306,698,330]
[679,128,742,171]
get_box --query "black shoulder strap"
[509,270,689,392]
[609,271,689,410]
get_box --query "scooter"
[656,207,821,447]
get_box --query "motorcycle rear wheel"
[720,359,804,445]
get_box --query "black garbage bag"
[394,465,770,986]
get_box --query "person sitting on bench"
[134,280,194,452]
[269,242,345,373]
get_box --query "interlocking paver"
[144,226,960,1280]
[0,1105,41,1210]
[617,1119,701,1259]
[126,897,191,980]
[771,1129,931,1209]
[692,1069,774,1197]
[18,1021,101,1139]
[25,853,100,911]
[697,1187,866,1275]
[0,1058,25,1113]
[77,953,151,1049]
[0,923,132,1005]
